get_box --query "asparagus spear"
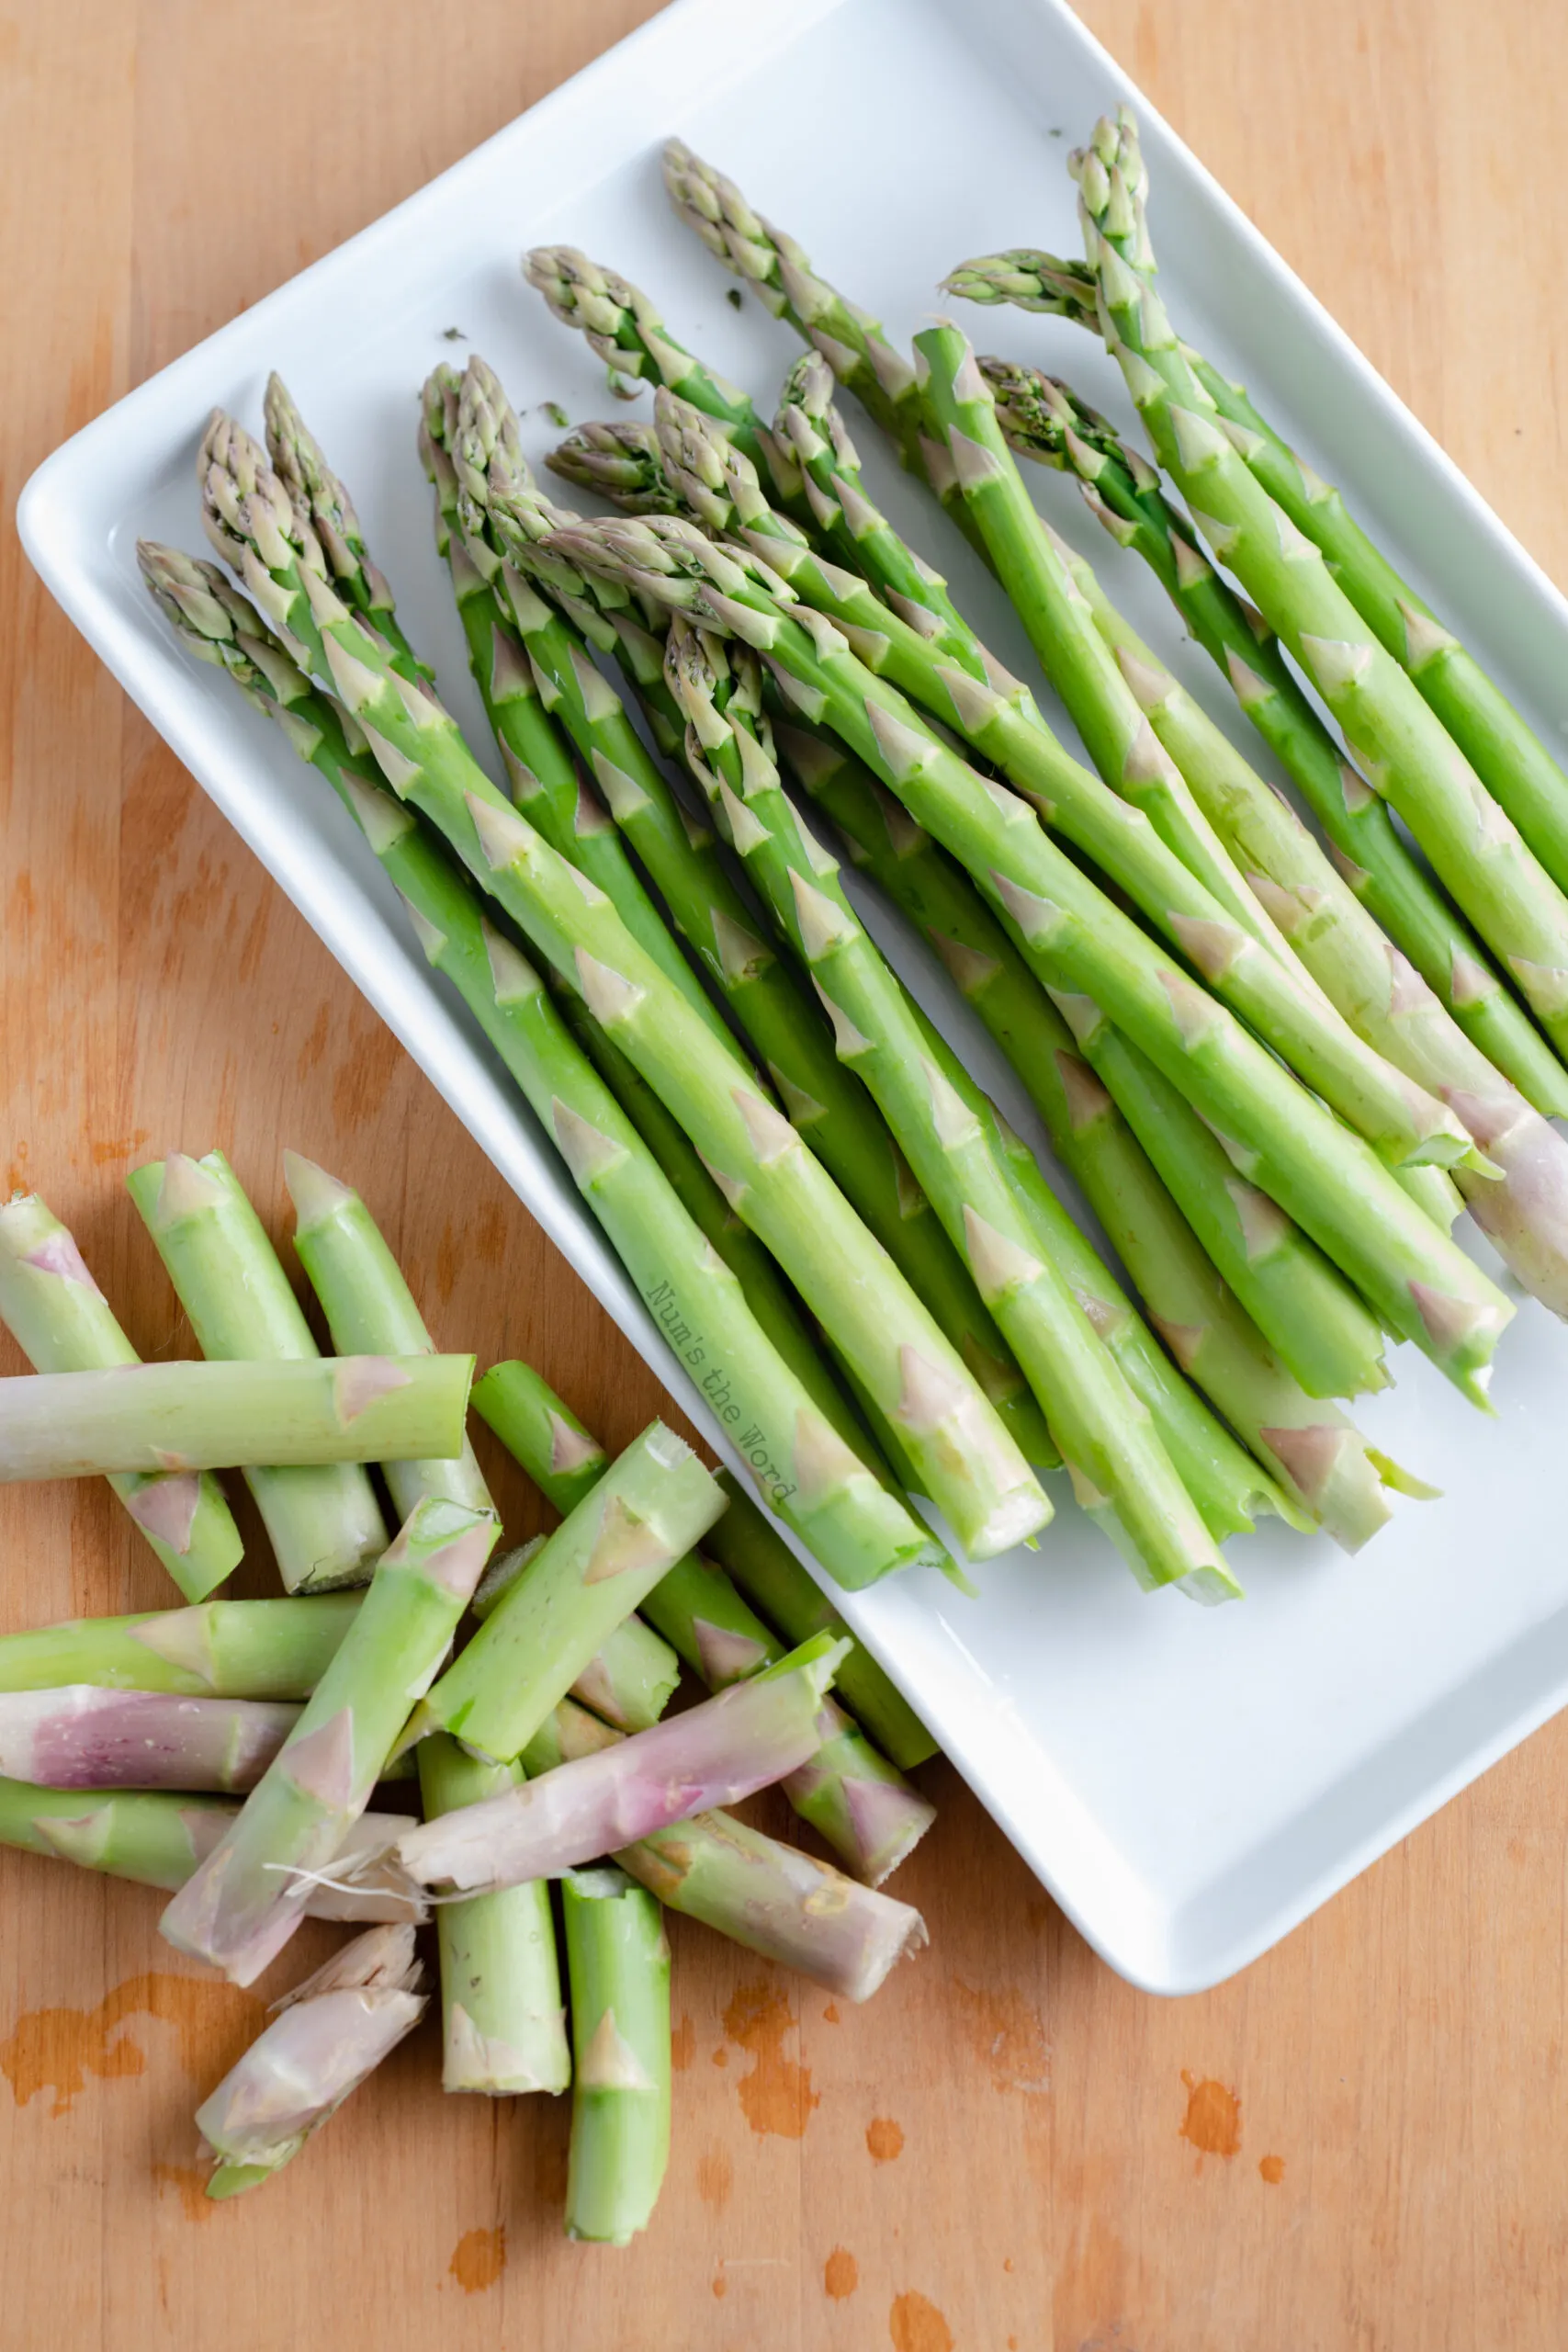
[560,1865,671,2244]
[1066,147,1568,1065]
[126,1150,389,1589]
[138,543,947,1590]
[391,1633,849,1893]
[549,513,1514,1404]
[1047,527,1568,1310]
[420,368,725,1028]
[968,356,1568,1122]
[404,1421,726,1763]
[0,1688,299,1791]
[0,1193,243,1599]
[641,383,1479,1188]
[452,360,1052,1473]
[0,1353,470,1479]
[1074,107,1568,899]
[263,373,429,683]
[416,1733,570,2095]
[283,1151,497,1521]
[0,1781,422,1918]
[778,726,1408,1546]
[0,1595,362,1699]
[660,138,929,481]
[161,1496,497,1984]
[470,1536,682,1735]
[669,616,1235,1599]
[195,1925,427,2198]
[523,243,807,518]
[474,1357,934,1879]
[524,1700,928,1999]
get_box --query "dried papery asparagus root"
[196,1924,427,2197]
[0,1193,243,1600]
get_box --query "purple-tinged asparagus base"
[392,1632,850,1894]
[0,1687,299,1792]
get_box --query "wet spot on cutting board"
[90,1130,150,1166]
[697,2149,733,2210]
[331,1007,400,1134]
[822,2002,840,2024]
[949,1977,1049,2093]
[1179,2071,1242,2158]
[471,1201,508,1266]
[152,2164,212,2222]
[671,2013,695,2071]
[711,2267,728,2300]
[889,2289,955,2351]
[723,1981,818,2139]
[866,2116,904,2164]
[296,1002,330,1080]
[1259,2154,1285,2185]
[824,2247,859,2300]
[449,2227,506,2292]
[0,1973,265,2118]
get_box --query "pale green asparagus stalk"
[0,1594,362,1698]
[416,1733,570,2094]
[0,1193,243,1599]
[666,615,1236,1599]
[283,1151,497,1521]
[196,1924,427,2198]
[1075,107,1568,901]
[137,540,958,1590]
[474,1359,935,1880]
[0,1354,471,1479]
[450,358,1053,1472]
[161,1495,498,1983]
[559,1865,671,2244]
[474,1540,681,1735]
[1066,133,1568,1065]
[547,512,1513,1405]
[405,1422,725,1762]
[126,1150,389,1590]
[964,355,1568,1119]
[775,726,1407,1548]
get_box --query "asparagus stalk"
[283,1151,497,1521]
[701,1471,933,1766]
[1075,107,1568,899]
[1065,146,1568,1064]
[126,1150,390,1590]
[0,1688,300,1792]
[642,383,1479,1188]
[775,726,1407,1546]
[470,1536,682,1735]
[660,138,930,481]
[0,1595,362,1699]
[161,1496,497,1984]
[523,242,807,519]
[968,356,1568,1123]
[420,368,725,1029]
[452,360,1052,1473]
[0,1353,471,1480]
[524,1699,927,1998]
[0,1193,243,1600]
[668,617,1235,1599]
[0,1781,423,1918]
[560,1865,671,2244]
[138,544,962,1590]
[1049,531,1568,1309]
[404,1421,726,1762]
[195,1924,427,2198]
[549,513,1514,1403]
[263,373,430,683]
[391,1632,849,1893]
[416,1733,570,2095]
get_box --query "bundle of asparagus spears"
[0,1159,934,2236]
[22,88,1560,2235]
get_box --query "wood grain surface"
[4,3,1567,2346]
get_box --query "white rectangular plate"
[22,0,1568,1995]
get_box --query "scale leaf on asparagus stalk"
[137,543,949,1594]
[0,1193,243,1600]
[0,1593,364,1699]
[546,510,1514,1405]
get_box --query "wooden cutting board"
[3,3,1566,2345]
